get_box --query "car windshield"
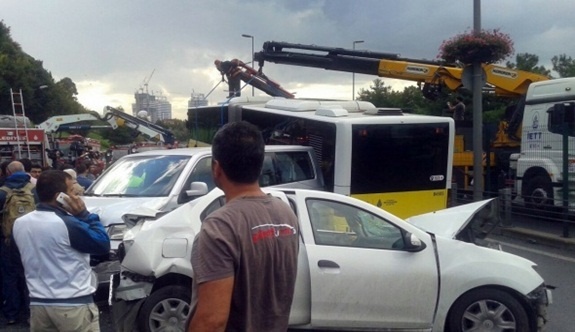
[86,155,190,197]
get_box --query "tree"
[357,79,453,116]
[506,53,551,77]
[56,77,79,99]
[357,79,392,107]
[0,20,87,123]
[156,119,191,144]
[551,54,575,78]
[100,125,140,146]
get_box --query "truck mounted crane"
[38,106,176,145]
[254,41,548,99]
[214,59,295,98]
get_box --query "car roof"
[115,145,314,159]
[122,147,212,158]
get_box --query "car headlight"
[108,224,127,241]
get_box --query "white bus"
[189,98,455,218]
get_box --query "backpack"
[0,182,36,240]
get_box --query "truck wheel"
[523,175,553,210]
[447,288,530,332]
[137,285,191,332]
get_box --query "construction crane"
[140,69,156,94]
[138,69,156,118]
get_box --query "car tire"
[447,288,530,332]
[523,174,553,211]
[137,285,191,332]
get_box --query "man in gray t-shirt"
[188,121,299,332]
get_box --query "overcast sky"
[3,0,575,119]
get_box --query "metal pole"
[472,0,484,201]
[499,188,512,227]
[352,40,364,100]
[242,34,255,96]
[562,121,570,237]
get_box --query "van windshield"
[85,155,190,197]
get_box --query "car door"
[294,191,439,330]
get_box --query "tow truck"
[250,41,552,196]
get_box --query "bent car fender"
[432,236,543,330]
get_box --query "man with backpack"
[0,161,36,325]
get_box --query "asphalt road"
[488,233,575,332]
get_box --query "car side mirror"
[186,181,209,198]
[403,232,426,252]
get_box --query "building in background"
[188,91,208,108]
[132,92,172,122]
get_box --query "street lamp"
[352,40,364,100]
[241,34,255,96]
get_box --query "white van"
[83,145,324,247]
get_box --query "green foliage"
[506,53,551,77]
[156,119,192,144]
[0,20,87,123]
[551,54,575,78]
[357,78,518,125]
[100,126,138,145]
[483,108,505,124]
[357,79,392,107]
[357,79,454,116]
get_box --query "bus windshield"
[351,123,450,194]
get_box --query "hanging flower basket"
[438,29,514,64]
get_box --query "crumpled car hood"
[406,199,495,239]
[82,196,169,227]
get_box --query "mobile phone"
[56,192,72,210]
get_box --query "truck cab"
[511,77,575,211]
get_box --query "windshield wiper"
[102,194,142,197]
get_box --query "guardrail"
[449,184,573,239]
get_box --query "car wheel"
[447,288,530,332]
[523,175,553,211]
[137,285,191,332]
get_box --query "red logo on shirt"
[251,224,296,244]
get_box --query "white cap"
[63,168,77,179]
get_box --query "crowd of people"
[0,156,106,329]
[0,122,300,331]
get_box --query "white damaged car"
[110,188,551,332]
